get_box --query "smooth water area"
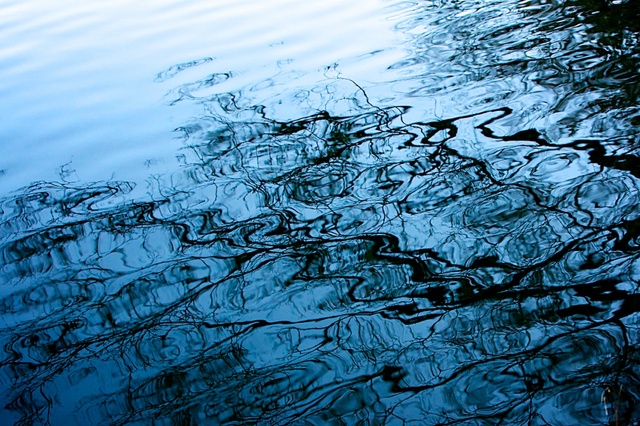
[1,0,639,424]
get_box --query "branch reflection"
[1,0,640,424]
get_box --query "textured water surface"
[1,0,640,424]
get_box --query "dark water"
[1,0,640,424]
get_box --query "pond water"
[1,0,640,424]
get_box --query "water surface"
[1,0,640,424]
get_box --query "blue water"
[1,0,639,424]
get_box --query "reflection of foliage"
[1,1,640,425]
[2,89,640,424]
[389,0,640,162]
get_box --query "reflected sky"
[0,0,400,195]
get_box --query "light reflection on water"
[1,0,640,424]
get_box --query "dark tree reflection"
[1,0,640,425]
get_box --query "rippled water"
[1,0,640,424]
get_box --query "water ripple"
[1,0,640,424]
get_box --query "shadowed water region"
[1,0,640,424]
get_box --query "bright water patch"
[1,0,640,424]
